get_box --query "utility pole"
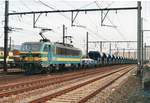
[11,39,14,50]
[134,51,136,59]
[109,42,111,54]
[144,43,146,63]
[141,18,143,68]
[137,1,142,76]
[123,48,125,57]
[86,32,88,57]
[117,48,119,56]
[63,24,65,44]
[9,36,11,51]
[4,0,9,73]
[128,50,130,58]
[100,41,102,52]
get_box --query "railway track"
[0,65,130,98]
[0,68,24,73]
[29,65,135,103]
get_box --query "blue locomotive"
[19,42,82,74]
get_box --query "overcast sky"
[0,0,150,54]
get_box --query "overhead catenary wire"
[63,1,104,40]
[63,1,108,41]
[95,1,127,40]
[8,3,54,33]
[38,0,103,27]
[38,0,71,21]
[59,2,97,51]
[10,0,50,27]
[8,17,38,34]
[4,0,141,46]
[38,0,103,42]
[85,13,108,40]
[9,7,64,43]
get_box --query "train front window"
[43,45,50,52]
[21,43,42,52]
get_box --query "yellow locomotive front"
[19,42,44,74]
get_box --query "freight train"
[87,51,137,66]
[17,39,138,74]
[0,30,139,74]
[0,43,138,74]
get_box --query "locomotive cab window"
[21,43,42,52]
[43,45,51,52]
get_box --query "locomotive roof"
[22,42,81,51]
[22,42,43,44]
[54,42,81,51]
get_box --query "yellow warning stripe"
[56,58,80,62]
[22,57,48,61]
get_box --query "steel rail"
[29,65,134,103]
[0,65,130,98]
[77,67,134,103]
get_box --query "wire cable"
[95,1,127,40]
[63,1,108,41]
[38,0,71,20]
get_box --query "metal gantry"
[3,1,142,76]
[86,32,89,57]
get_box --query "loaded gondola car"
[88,51,102,66]
[106,54,112,65]
[101,53,107,65]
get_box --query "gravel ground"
[0,65,137,103]
[0,69,109,103]
[87,67,150,103]
[127,66,150,103]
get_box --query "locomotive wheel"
[55,64,60,71]
[47,65,53,73]
[41,69,47,74]
[60,64,65,72]
[75,64,80,70]
[77,64,81,70]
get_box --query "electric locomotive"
[19,41,82,74]
[19,29,82,74]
